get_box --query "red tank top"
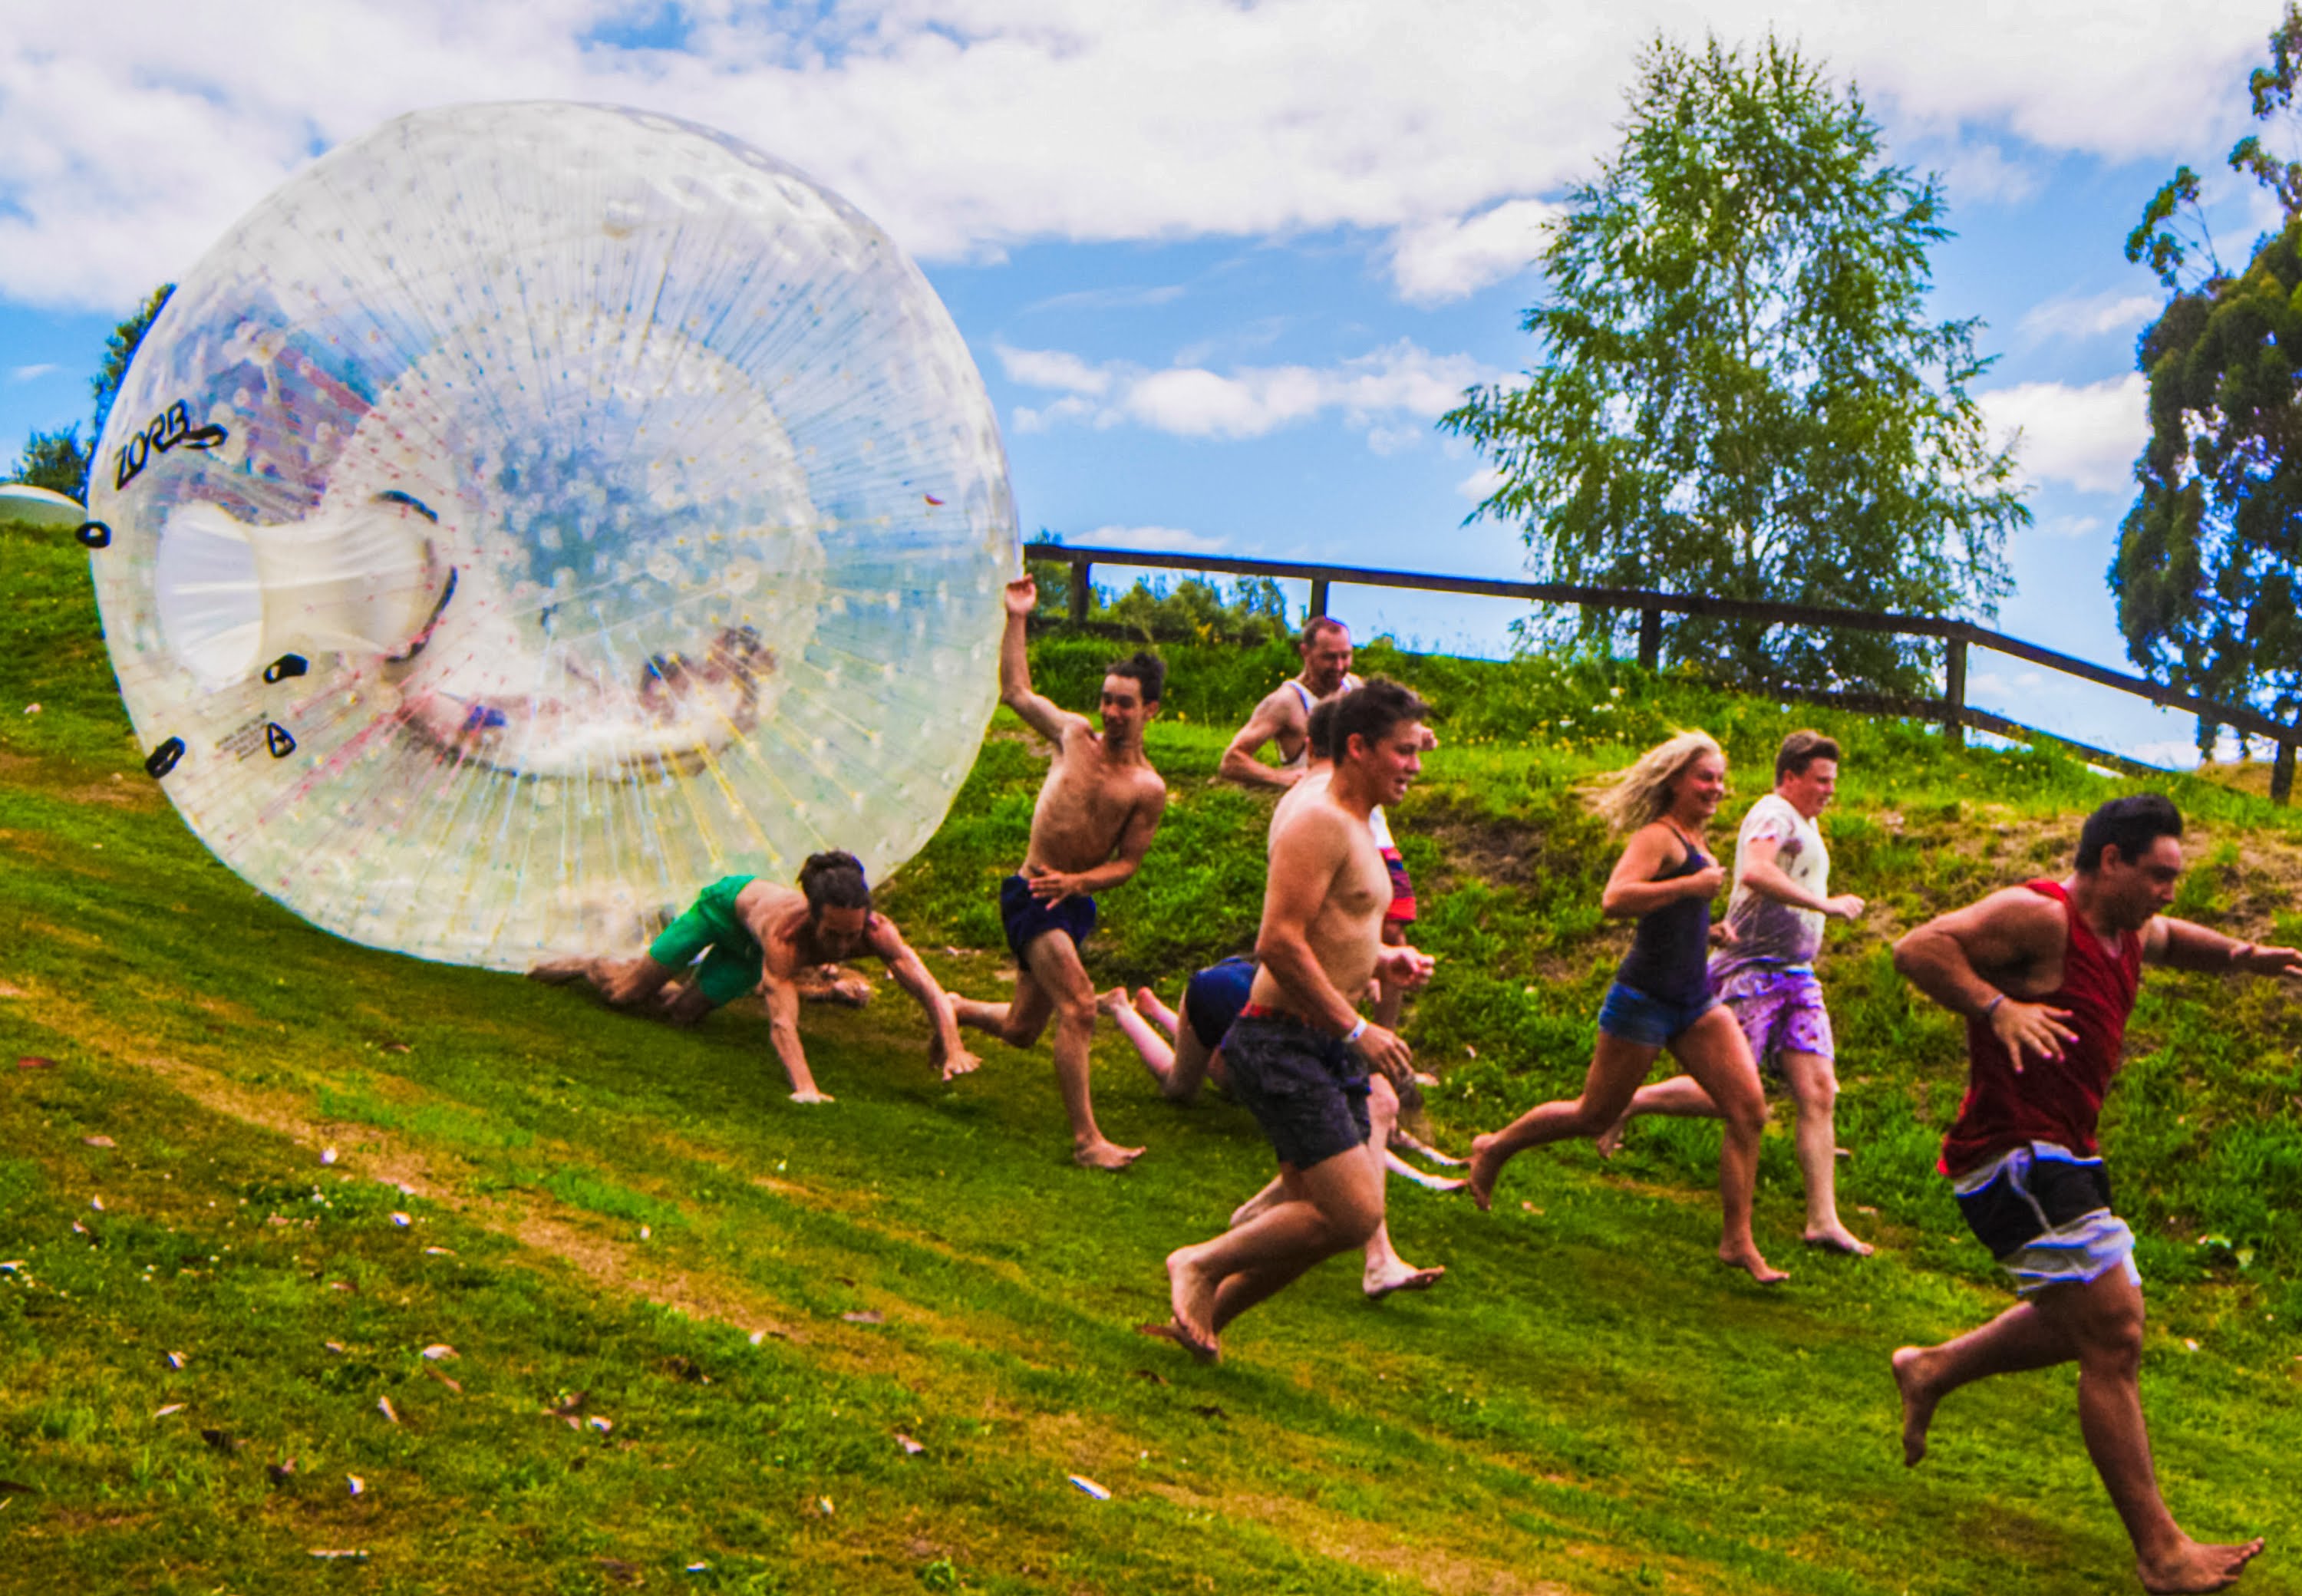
[1938,879,2142,1176]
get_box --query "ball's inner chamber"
[153,325,824,780]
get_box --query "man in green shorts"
[530,852,978,1103]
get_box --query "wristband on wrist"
[2230,941,2255,968]
[1344,1017,1368,1046]
[1978,993,2005,1020]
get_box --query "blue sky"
[2,0,2290,766]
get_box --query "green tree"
[90,282,174,447]
[1441,34,2024,691]
[8,424,91,500]
[2116,4,2302,751]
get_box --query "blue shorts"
[1182,958,1258,1051]
[1000,872,1097,961]
[1223,1009,1370,1170]
[1951,1143,2140,1296]
[1597,981,1717,1048]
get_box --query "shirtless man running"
[1218,616,1358,788]
[530,851,978,1103]
[1157,679,1435,1360]
[1891,793,2297,1594]
[949,575,1169,1169]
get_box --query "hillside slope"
[4,522,2300,1595]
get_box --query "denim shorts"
[1596,981,1717,1049]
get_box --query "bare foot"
[1387,1127,1465,1167]
[1095,986,1133,1017]
[1364,1261,1446,1299]
[1594,1116,1628,1159]
[1891,1345,1938,1467]
[1133,988,1179,1030]
[1163,1248,1219,1360]
[1137,1319,1218,1365]
[1074,1138,1146,1172]
[1718,1244,1789,1285]
[928,1030,982,1081]
[1466,1133,1504,1212]
[527,958,588,985]
[1804,1224,1875,1257]
[2139,1537,2265,1594]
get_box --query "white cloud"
[10,363,59,382]
[2018,289,2163,345]
[2037,513,2105,539]
[1456,465,1504,502]
[1980,374,2146,495]
[1077,523,1226,553]
[1005,339,1496,444]
[995,345,1112,396]
[0,2,2280,312]
[1388,199,1559,304]
[2126,737,2206,769]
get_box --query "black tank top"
[1614,828,1713,1007]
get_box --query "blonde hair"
[1591,730,1723,832]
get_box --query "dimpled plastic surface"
[84,102,1016,970]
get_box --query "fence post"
[1944,635,1968,750]
[1067,557,1090,624]
[2274,739,2296,806]
[1637,606,1661,671]
[1309,577,1330,620]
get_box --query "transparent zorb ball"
[84,103,1016,970]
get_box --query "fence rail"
[1022,541,2300,805]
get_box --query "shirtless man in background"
[530,852,978,1103]
[949,575,1170,1169]
[1219,616,1359,788]
[1156,680,1435,1360]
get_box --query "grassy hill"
[5,519,2300,1594]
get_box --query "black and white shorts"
[1951,1141,2139,1296]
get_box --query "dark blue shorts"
[1000,872,1098,961]
[1222,1010,1370,1170]
[1182,958,1258,1051]
[1597,981,1717,1048]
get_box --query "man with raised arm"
[1218,615,1359,788]
[529,852,978,1103]
[1598,730,1874,1254]
[1890,793,2297,1596]
[948,575,1169,1169]
[1156,680,1435,1360]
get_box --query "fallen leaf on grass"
[165,1351,186,1370]
[840,1310,885,1325]
[420,1344,458,1361]
[346,1476,365,1497]
[324,1341,346,1354]
[423,1365,463,1393]
[327,1281,355,1293]
[1067,1475,1111,1501]
[153,1404,185,1419]
[423,1246,455,1257]
[389,1212,412,1229]
[816,1496,835,1517]
[587,1416,614,1434]
[376,1396,398,1424]
[15,1057,54,1070]
[894,1433,925,1456]
[379,1042,411,1054]
[319,1147,338,1166]
[88,1195,104,1211]
[81,1136,114,1149]
[308,1550,367,1561]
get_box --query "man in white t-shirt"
[1598,730,1872,1255]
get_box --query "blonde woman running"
[1466,731,1786,1284]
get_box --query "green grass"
[5,519,2302,1593]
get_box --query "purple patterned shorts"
[1717,967,1834,1073]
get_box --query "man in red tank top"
[1888,794,2300,1594]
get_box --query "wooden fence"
[1022,540,2300,806]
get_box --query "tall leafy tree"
[8,425,91,499]
[2116,4,2302,750]
[90,282,174,447]
[1442,35,2023,691]
[4,283,173,503]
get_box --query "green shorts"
[648,875,763,1007]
